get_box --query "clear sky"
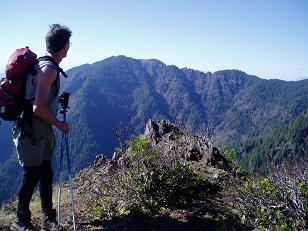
[0,0,307,81]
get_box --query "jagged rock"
[94,154,107,167]
[143,119,230,170]
[144,119,184,144]
[186,144,203,161]
[111,150,125,164]
[207,147,230,171]
[144,119,160,143]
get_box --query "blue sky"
[0,0,307,81]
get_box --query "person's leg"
[16,166,40,225]
[40,161,58,229]
[40,124,58,229]
[39,160,53,214]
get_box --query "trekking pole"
[58,92,77,231]
[57,132,64,224]
[65,129,76,231]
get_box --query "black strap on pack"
[37,56,68,96]
[19,100,36,144]
[37,56,68,78]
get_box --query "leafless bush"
[230,158,307,230]
[112,118,134,153]
[174,118,216,144]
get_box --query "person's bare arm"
[33,65,69,133]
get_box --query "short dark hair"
[45,24,72,53]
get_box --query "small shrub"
[87,135,205,219]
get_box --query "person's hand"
[56,121,70,133]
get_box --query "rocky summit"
[51,120,241,230]
[143,119,230,171]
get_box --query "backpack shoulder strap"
[37,56,67,97]
[37,56,68,78]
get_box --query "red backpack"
[0,47,67,121]
[0,47,37,121]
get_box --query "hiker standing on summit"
[11,24,72,231]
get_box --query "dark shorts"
[13,117,55,167]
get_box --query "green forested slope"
[235,111,308,172]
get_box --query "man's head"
[45,24,72,55]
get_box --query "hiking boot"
[10,220,38,231]
[41,209,59,231]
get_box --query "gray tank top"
[24,60,60,117]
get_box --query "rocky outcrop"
[74,120,232,203]
[62,120,235,230]
[143,119,230,171]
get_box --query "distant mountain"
[64,56,307,147]
[235,110,308,172]
[59,56,307,174]
[0,55,307,204]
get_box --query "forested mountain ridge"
[63,55,307,148]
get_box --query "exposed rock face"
[143,119,230,171]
